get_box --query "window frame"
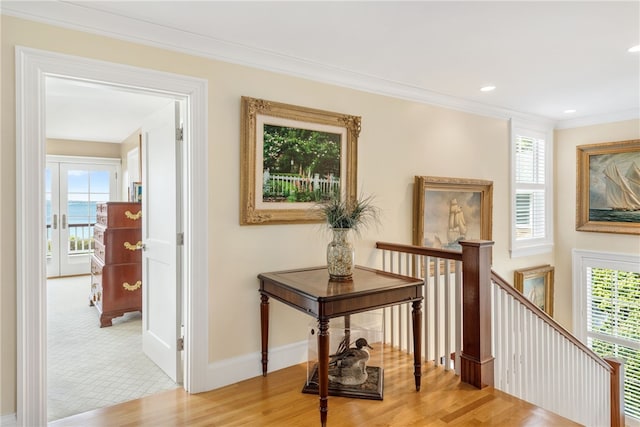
[509,119,553,257]
[573,249,640,425]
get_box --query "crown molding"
[1,2,628,130]
[554,108,640,130]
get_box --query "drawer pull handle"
[124,241,143,251]
[123,281,142,291]
[125,210,142,220]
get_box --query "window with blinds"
[586,266,640,421]
[510,121,552,256]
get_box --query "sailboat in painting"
[603,161,640,211]
[447,198,467,246]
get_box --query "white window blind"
[515,135,545,184]
[510,121,552,257]
[586,266,640,421]
[515,134,545,239]
[515,190,545,239]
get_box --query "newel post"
[459,240,494,389]
[604,357,625,427]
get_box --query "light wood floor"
[50,346,579,426]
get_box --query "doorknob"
[62,214,67,229]
[53,214,58,230]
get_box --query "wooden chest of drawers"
[93,224,142,264]
[89,202,142,327]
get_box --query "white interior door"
[141,100,183,383]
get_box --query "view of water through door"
[46,157,119,277]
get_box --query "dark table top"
[259,265,423,318]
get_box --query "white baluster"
[444,259,451,371]
[454,261,462,375]
[433,258,440,366]
[424,256,431,362]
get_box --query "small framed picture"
[514,265,554,316]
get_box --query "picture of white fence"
[263,170,340,202]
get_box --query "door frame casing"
[15,47,209,426]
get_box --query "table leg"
[317,317,329,427]
[260,293,269,376]
[412,300,422,391]
[344,314,351,348]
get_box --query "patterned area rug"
[47,276,177,421]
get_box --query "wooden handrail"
[376,241,463,261]
[491,270,612,371]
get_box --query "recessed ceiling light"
[628,45,640,53]
[564,109,576,114]
[480,86,496,92]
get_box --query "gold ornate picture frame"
[576,139,640,235]
[413,176,493,250]
[240,96,360,225]
[514,265,554,317]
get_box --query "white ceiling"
[3,1,640,142]
[46,77,174,143]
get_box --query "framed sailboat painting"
[576,139,640,235]
[413,176,493,251]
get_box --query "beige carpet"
[47,275,178,422]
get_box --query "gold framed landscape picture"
[514,264,554,317]
[240,96,360,225]
[576,139,640,235]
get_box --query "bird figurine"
[328,337,373,386]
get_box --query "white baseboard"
[0,413,17,427]
[206,340,307,390]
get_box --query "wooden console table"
[258,265,423,426]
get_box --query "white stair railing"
[378,243,463,375]
[376,241,624,427]
[491,272,614,426]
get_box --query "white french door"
[46,156,120,277]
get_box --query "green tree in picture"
[262,125,341,202]
[263,125,340,177]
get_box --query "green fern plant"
[318,193,380,235]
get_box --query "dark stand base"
[302,364,384,400]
